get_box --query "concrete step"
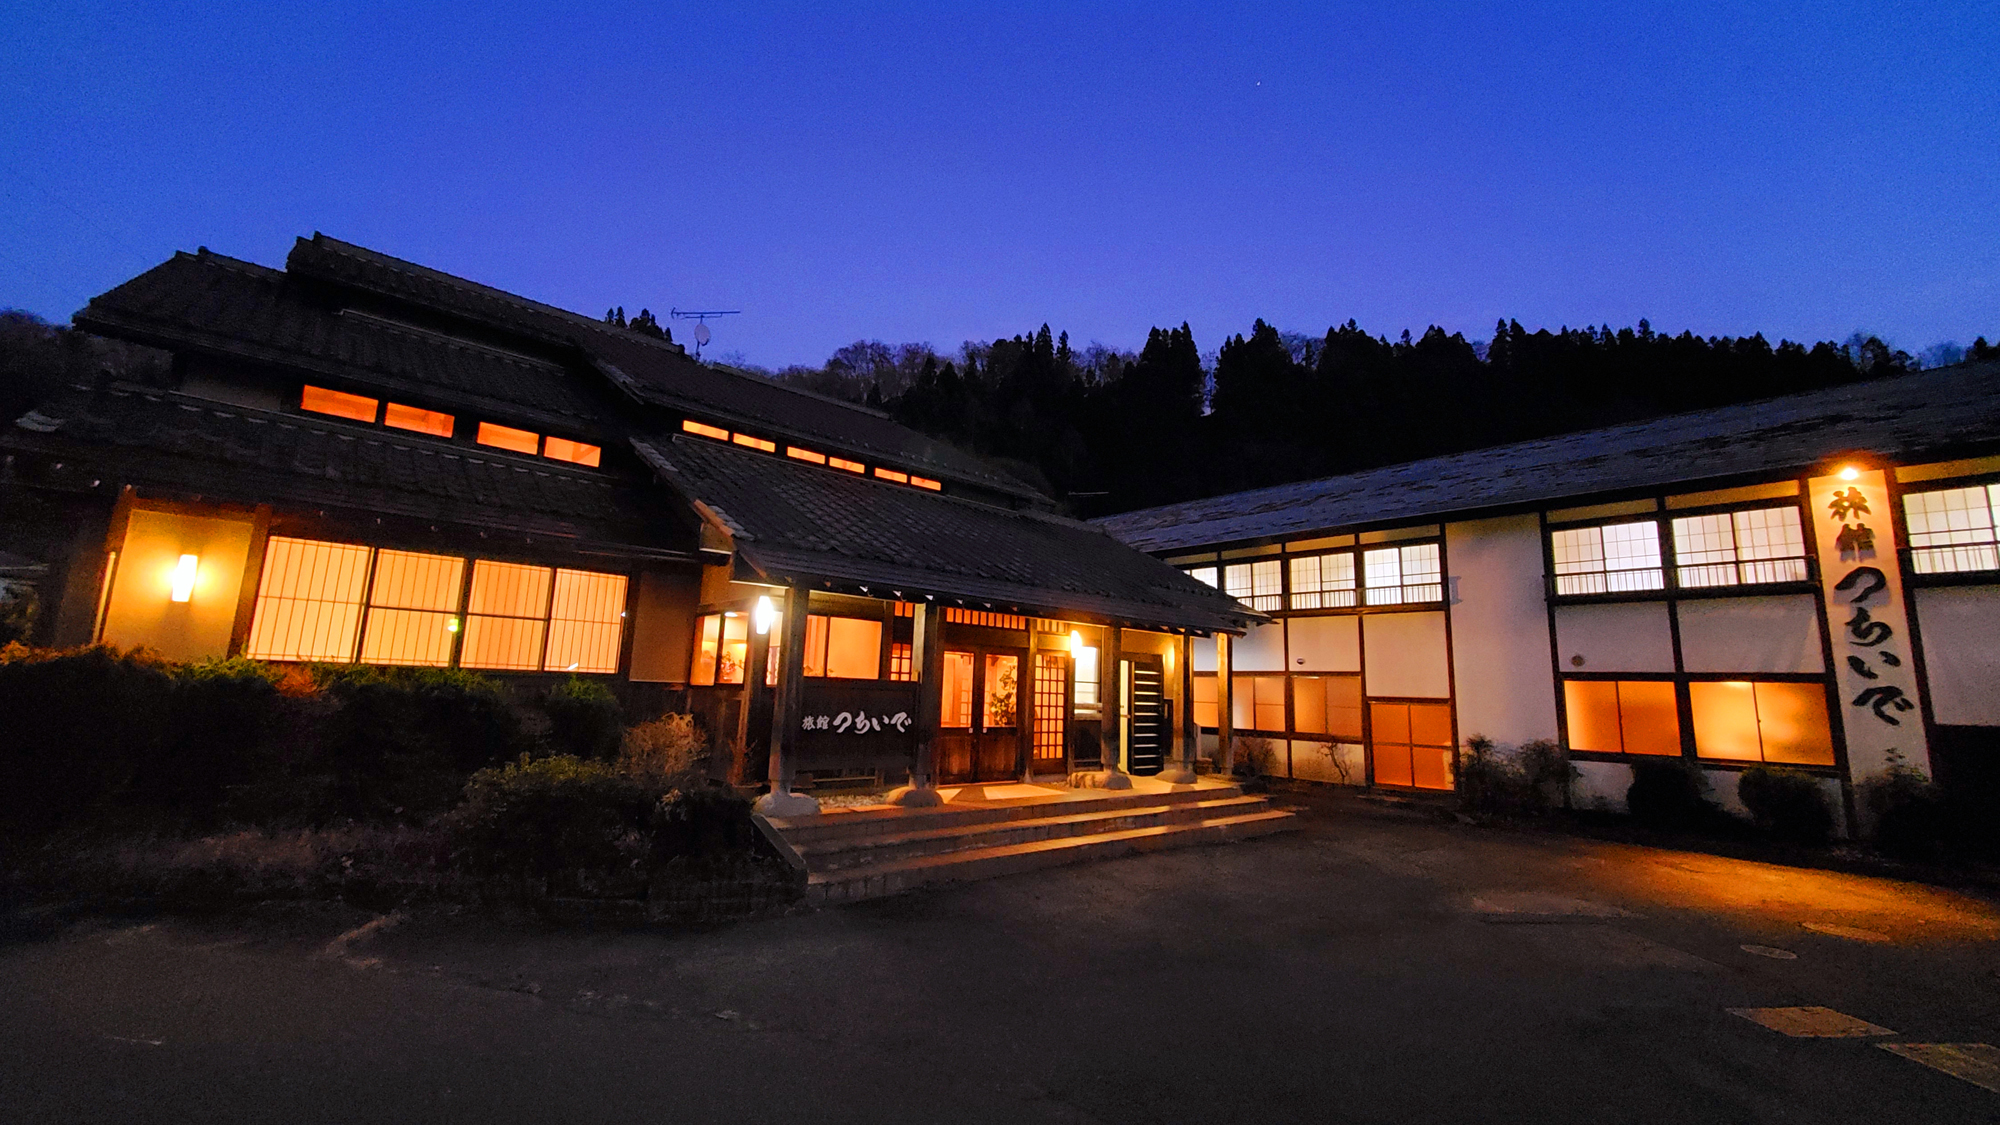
[797,796,1275,871]
[770,783,1244,848]
[805,809,1299,905]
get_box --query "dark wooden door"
[937,646,1025,784]
[1124,657,1168,776]
[1030,651,1071,776]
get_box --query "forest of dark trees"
[744,321,1997,517]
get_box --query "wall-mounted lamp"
[1069,629,1084,656]
[169,554,199,602]
[1838,466,1861,481]
[753,595,778,636]
[445,617,460,634]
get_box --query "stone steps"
[797,795,1276,871]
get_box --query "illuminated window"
[829,456,865,474]
[1192,673,1217,727]
[942,651,975,727]
[1362,543,1442,605]
[1073,644,1099,707]
[1690,681,1833,765]
[732,433,777,453]
[300,385,379,423]
[1289,552,1356,610]
[801,615,882,679]
[683,420,730,441]
[1224,560,1283,611]
[244,536,372,662]
[692,615,722,685]
[984,653,1019,728]
[1551,521,1664,595]
[1370,701,1453,789]
[460,560,551,671]
[1904,484,2000,574]
[690,614,750,685]
[889,642,914,681]
[1673,507,1808,588]
[477,421,541,456]
[543,437,602,467]
[874,468,909,484]
[787,446,828,465]
[893,601,915,617]
[1231,674,1286,732]
[383,402,455,438]
[910,476,942,491]
[1563,679,1681,756]
[1186,566,1218,588]
[1291,674,1363,740]
[944,608,1028,629]
[359,549,464,666]
[545,569,627,673]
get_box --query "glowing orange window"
[787,447,827,465]
[910,476,942,491]
[383,402,455,438]
[732,433,777,453]
[476,422,541,455]
[682,420,729,440]
[829,457,864,474]
[301,385,379,423]
[543,437,602,467]
[874,468,909,484]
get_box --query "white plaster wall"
[1573,761,1635,812]
[1288,615,1361,671]
[1676,594,1824,674]
[1290,739,1365,785]
[1445,516,1560,747]
[1363,611,1451,698]
[1193,636,1219,672]
[1553,602,1676,673]
[1914,586,2000,726]
[1234,621,1287,672]
[1705,768,1850,839]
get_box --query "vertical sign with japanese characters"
[1808,468,1931,782]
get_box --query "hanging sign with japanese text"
[1807,468,1930,782]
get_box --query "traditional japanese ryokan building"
[1097,358,2000,834]
[1,236,1269,861]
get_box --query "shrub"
[0,644,175,832]
[152,658,290,820]
[652,786,758,861]
[544,676,624,760]
[1517,739,1574,811]
[619,713,708,788]
[310,665,530,821]
[1862,761,1951,862]
[449,755,657,882]
[1233,737,1280,779]
[1457,734,1525,813]
[1738,766,1835,844]
[1626,759,1716,830]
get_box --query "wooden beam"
[765,581,812,797]
[1216,632,1234,775]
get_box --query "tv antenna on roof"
[670,308,741,360]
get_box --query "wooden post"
[754,581,819,816]
[736,598,773,768]
[888,601,947,805]
[1161,632,1200,783]
[1092,623,1131,788]
[1216,632,1235,776]
[1020,623,1040,782]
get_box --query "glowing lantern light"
[169,554,199,602]
[753,594,778,636]
[1069,629,1084,656]
[1838,466,1861,481]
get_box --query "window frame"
[1556,671,1840,771]
[1545,499,1815,604]
[1900,476,2000,584]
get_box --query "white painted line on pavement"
[1878,1043,2000,1094]
[1728,1006,1896,1038]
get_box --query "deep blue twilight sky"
[2,3,1993,367]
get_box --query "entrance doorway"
[1123,655,1168,776]
[938,647,1024,783]
[1030,651,1071,776]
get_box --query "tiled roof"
[75,251,608,430]
[6,384,683,551]
[633,433,1260,634]
[286,235,1043,499]
[1098,360,2000,553]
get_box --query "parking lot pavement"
[4,792,1998,1123]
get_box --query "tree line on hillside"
[739,321,1997,516]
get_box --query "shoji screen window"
[1672,507,1808,588]
[1230,674,1286,732]
[690,613,750,685]
[1550,521,1663,595]
[800,615,883,679]
[1073,643,1099,709]
[1370,701,1453,789]
[460,561,550,670]
[1291,674,1362,740]
[1223,560,1283,611]
[1689,681,1834,766]
[545,569,627,673]
[1191,674,1217,728]
[359,550,464,666]
[1904,483,2000,574]
[1289,552,1356,609]
[244,537,373,661]
[1362,543,1442,605]
[1185,566,1219,589]
[1563,680,1681,756]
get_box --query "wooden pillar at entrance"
[1086,622,1131,789]
[1160,632,1200,784]
[887,602,946,806]
[736,600,773,774]
[1215,632,1235,776]
[1020,624,1041,782]
[753,581,819,817]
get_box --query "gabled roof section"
[74,250,607,429]
[286,234,1043,500]
[632,433,1259,634]
[1099,360,2000,553]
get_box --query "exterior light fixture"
[445,617,460,633]
[169,554,198,602]
[1838,466,1861,481]
[753,594,778,636]
[1069,629,1084,656]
